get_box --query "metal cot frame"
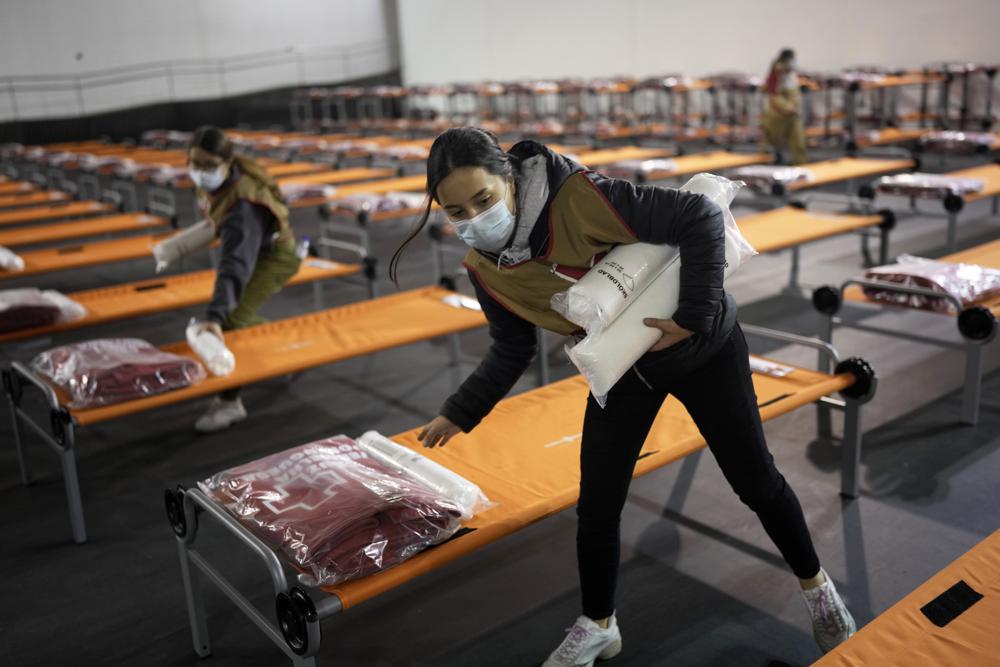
[1,259,380,545]
[812,279,997,425]
[861,168,1000,253]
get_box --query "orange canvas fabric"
[629,151,773,180]
[276,167,397,186]
[787,157,915,191]
[738,207,884,253]
[0,182,38,195]
[322,366,852,608]
[0,257,359,343]
[0,191,71,209]
[0,233,168,280]
[0,213,167,248]
[289,175,428,209]
[946,163,1000,203]
[815,530,1000,666]
[0,201,114,227]
[577,146,673,168]
[66,287,487,425]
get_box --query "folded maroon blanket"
[200,436,463,585]
[0,304,60,333]
[31,338,206,408]
[862,255,1000,313]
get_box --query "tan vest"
[200,160,292,243]
[464,172,637,336]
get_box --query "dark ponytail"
[389,126,519,285]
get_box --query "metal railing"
[2,41,396,121]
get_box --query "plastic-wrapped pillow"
[553,173,755,405]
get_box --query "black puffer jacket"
[442,141,737,432]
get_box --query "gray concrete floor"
[1,152,999,667]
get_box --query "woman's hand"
[417,415,462,448]
[643,318,694,352]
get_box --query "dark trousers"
[576,324,821,619]
[218,238,301,401]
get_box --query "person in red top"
[762,48,808,165]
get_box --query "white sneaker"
[542,614,622,667]
[195,397,247,433]
[801,568,857,653]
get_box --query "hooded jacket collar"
[477,140,584,267]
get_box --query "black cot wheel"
[958,306,997,342]
[877,208,896,230]
[812,286,842,316]
[943,192,965,213]
[276,587,317,656]
[836,357,877,403]
[164,486,187,538]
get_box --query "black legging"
[576,323,821,620]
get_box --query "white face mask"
[189,164,228,191]
[448,186,516,252]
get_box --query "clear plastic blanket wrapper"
[876,173,984,198]
[199,435,477,585]
[327,192,425,216]
[356,431,492,520]
[0,143,24,160]
[554,173,754,404]
[43,151,84,168]
[862,254,1000,314]
[141,129,192,146]
[605,159,677,180]
[79,154,124,173]
[280,138,330,152]
[114,160,172,180]
[279,183,337,204]
[920,131,997,154]
[31,338,206,408]
[729,165,815,191]
[231,135,282,151]
[150,166,193,187]
[0,288,86,333]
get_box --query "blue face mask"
[189,164,228,192]
[449,188,516,252]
